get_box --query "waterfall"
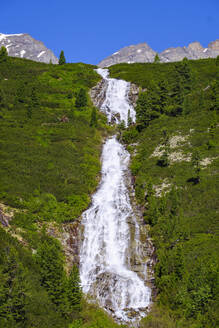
[80,69,151,323]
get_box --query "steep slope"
[109,58,219,327]
[0,33,58,63]
[0,56,118,328]
[99,40,219,67]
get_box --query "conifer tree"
[35,238,69,315]
[59,50,66,65]
[75,88,87,109]
[0,46,8,62]
[154,53,160,63]
[127,109,133,126]
[0,88,6,108]
[191,150,201,183]
[90,107,97,127]
[67,265,82,312]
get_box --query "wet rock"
[0,209,10,227]
[46,220,82,272]
[90,78,108,109]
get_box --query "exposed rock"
[98,43,156,67]
[129,83,140,108]
[169,135,188,149]
[153,179,172,197]
[0,203,15,227]
[46,220,82,272]
[0,33,58,64]
[99,39,219,67]
[0,209,10,227]
[89,78,108,108]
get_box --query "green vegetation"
[0,56,114,327]
[59,50,66,65]
[0,56,108,225]
[110,58,219,327]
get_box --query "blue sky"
[2,0,219,64]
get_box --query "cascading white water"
[80,69,151,323]
[96,68,136,125]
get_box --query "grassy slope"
[0,57,120,328]
[110,59,219,328]
[0,57,108,225]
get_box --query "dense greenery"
[110,58,219,327]
[0,56,115,328]
[1,52,218,328]
[0,56,108,226]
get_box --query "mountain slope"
[0,33,58,64]
[99,40,219,67]
[109,58,219,327]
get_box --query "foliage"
[0,46,8,63]
[154,53,160,63]
[0,57,105,223]
[110,57,219,327]
[59,50,66,65]
[75,88,87,109]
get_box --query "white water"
[80,69,151,323]
[96,68,136,126]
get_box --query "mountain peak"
[0,33,58,64]
[99,39,219,67]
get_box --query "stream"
[80,69,151,324]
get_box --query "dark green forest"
[0,47,218,328]
[110,58,219,327]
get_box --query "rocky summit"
[0,33,58,64]
[98,39,219,67]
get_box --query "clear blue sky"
[2,0,219,64]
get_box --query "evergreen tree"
[0,46,8,63]
[127,109,133,126]
[59,50,66,65]
[75,88,87,109]
[0,88,6,109]
[90,107,97,127]
[136,92,159,131]
[67,265,82,312]
[0,249,29,326]
[191,150,201,183]
[154,53,160,63]
[35,238,69,316]
[15,82,26,105]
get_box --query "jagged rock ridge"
[98,40,219,67]
[0,33,58,64]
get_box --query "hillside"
[0,48,218,328]
[109,58,219,327]
[0,53,122,328]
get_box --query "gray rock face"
[0,33,58,64]
[98,43,156,68]
[99,40,219,67]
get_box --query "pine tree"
[154,53,160,63]
[59,50,66,65]
[127,109,132,126]
[35,238,69,315]
[75,88,87,109]
[67,265,82,312]
[0,46,8,63]
[90,107,97,127]
[191,150,201,183]
[0,88,6,109]
[136,92,159,131]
